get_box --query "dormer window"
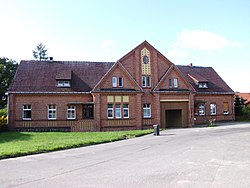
[198,82,208,88]
[112,77,123,87]
[57,80,71,87]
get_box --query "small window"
[107,104,114,119]
[223,102,229,115]
[118,77,123,87]
[23,105,31,120]
[48,105,56,120]
[210,103,216,115]
[199,104,205,115]
[173,78,178,88]
[123,104,129,118]
[83,104,94,119]
[67,106,76,119]
[169,79,172,88]
[112,77,117,87]
[142,76,151,88]
[198,82,208,88]
[115,104,121,119]
[57,80,70,87]
[143,104,151,118]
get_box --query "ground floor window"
[83,104,94,119]
[210,103,216,115]
[123,104,129,118]
[199,103,205,115]
[48,105,56,120]
[143,104,151,118]
[115,104,121,118]
[23,105,31,120]
[67,106,76,119]
[223,102,229,115]
[107,104,114,119]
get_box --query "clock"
[143,55,149,64]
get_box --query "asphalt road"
[1,122,250,188]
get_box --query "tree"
[0,58,18,108]
[32,43,48,61]
[234,95,245,116]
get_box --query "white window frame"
[57,80,71,87]
[198,82,208,88]
[173,78,178,88]
[169,79,172,88]
[67,106,76,120]
[48,105,57,120]
[142,76,151,88]
[223,102,229,115]
[107,104,114,119]
[115,104,121,119]
[118,77,123,87]
[123,104,129,118]
[23,105,31,120]
[210,103,216,115]
[143,104,151,118]
[199,103,205,116]
[112,77,117,87]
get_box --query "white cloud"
[166,49,189,63]
[172,30,241,51]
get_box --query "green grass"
[0,129,153,159]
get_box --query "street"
[1,122,250,188]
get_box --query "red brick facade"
[7,41,235,131]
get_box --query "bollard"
[153,124,160,136]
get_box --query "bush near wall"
[0,107,8,131]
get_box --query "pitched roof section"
[9,60,115,92]
[177,65,234,93]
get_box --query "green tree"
[234,95,245,116]
[32,43,48,61]
[0,58,18,108]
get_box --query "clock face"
[143,55,149,64]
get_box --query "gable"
[92,62,142,92]
[153,65,194,92]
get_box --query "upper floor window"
[198,82,208,88]
[142,76,151,88]
[210,103,216,115]
[48,105,56,120]
[169,78,178,88]
[143,104,151,118]
[67,106,76,119]
[57,80,70,87]
[199,104,205,115]
[112,77,123,87]
[83,104,94,119]
[23,105,31,120]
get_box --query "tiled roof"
[8,60,115,92]
[177,65,234,93]
[237,93,250,104]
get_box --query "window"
[210,103,216,115]
[107,104,114,119]
[223,102,229,115]
[23,105,31,120]
[83,104,94,119]
[57,80,70,87]
[142,76,151,88]
[123,104,129,118]
[173,78,178,88]
[199,104,205,115]
[115,104,121,118]
[67,106,76,119]
[48,105,56,120]
[143,104,151,118]
[169,79,172,88]
[118,77,123,87]
[112,77,117,87]
[198,82,208,88]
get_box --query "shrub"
[0,107,7,116]
[0,107,8,131]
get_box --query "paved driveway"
[1,122,250,188]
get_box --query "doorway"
[165,110,182,128]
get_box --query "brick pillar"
[189,92,195,127]
[7,94,15,130]
[154,93,161,127]
[92,93,101,131]
[136,93,143,129]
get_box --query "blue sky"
[0,0,249,92]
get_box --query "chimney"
[49,57,53,62]
[188,63,193,67]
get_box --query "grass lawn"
[0,129,153,159]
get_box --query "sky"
[0,0,249,92]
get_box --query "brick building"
[7,41,235,131]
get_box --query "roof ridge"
[21,60,115,64]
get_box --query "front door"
[165,110,182,128]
